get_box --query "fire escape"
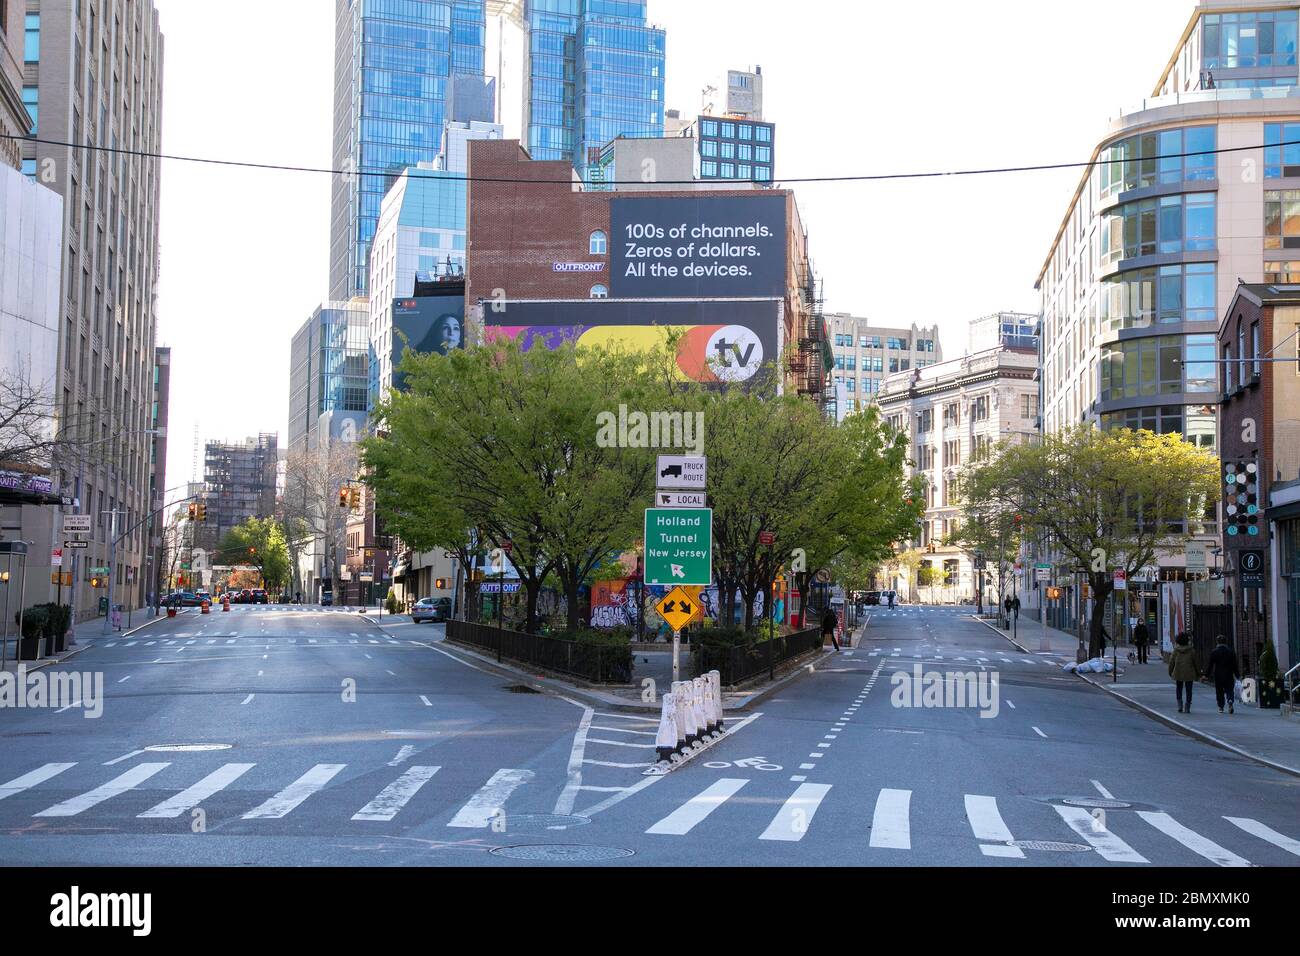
[789,261,831,412]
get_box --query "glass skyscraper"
[330,0,489,301]
[524,0,664,178]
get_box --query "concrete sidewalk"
[974,613,1300,777]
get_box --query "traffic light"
[339,487,349,509]
[435,578,447,589]
[1223,461,1260,538]
[90,576,104,588]
[196,503,207,522]
[248,547,256,557]
[187,503,197,520]
[349,487,361,510]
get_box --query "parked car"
[320,591,333,606]
[863,591,882,606]
[251,588,268,604]
[195,589,211,604]
[411,596,452,623]
[239,589,253,604]
[164,591,200,607]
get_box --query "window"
[738,124,753,140]
[1264,189,1300,248]
[721,163,735,179]
[738,164,752,179]
[756,125,771,142]
[588,230,607,255]
[1100,193,1216,264]
[971,396,990,421]
[887,337,906,350]
[942,403,959,427]
[721,122,735,139]
[1265,122,1300,177]
[1203,9,1298,69]
[944,439,960,467]
[846,378,855,392]
[21,87,37,132]
[916,409,933,433]
[721,142,735,159]
[701,120,718,137]
[701,160,717,177]
[1100,126,1216,196]
[1021,394,1035,419]
[1252,322,1261,378]
[24,13,38,62]
[589,284,608,299]
[701,139,717,157]
[756,167,771,182]
[756,146,771,162]
[1100,263,1215,331]
[738,144,752,161]
[1101,334,1215,400]
[21,158,35,179]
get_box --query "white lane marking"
[589,725,656,736]
[1032,726,1047,738]
[145,641,156,646]
[646,778,749,835]
[242,764,346,819]
[352,765,441,821]
[587,738,654,749]
[118,675,132,683]
[554,704,595,816]
[55,700,83,714]
[262,654,268,660]
[35,763,171,817]
[386,670,396,676]
[965,794,1024,858]
[870,788,912,849]
[1091,779,1115,800]
[240,694,255,705]
[106,642,118,648]
[759,783,832,842]
[1006,700,1015,709]
[0,763,77,800]
[419,695,432,707]
[139,763,257,818]
[124,641,137,647]
[447,768,534,827]
[1224,818,1300,858]
[103,750,145,766]
[256,670,264,677]
[1137,811,1251,867]
[1054,805,1149,863]
[799,763,815,770]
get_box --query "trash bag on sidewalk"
[1071,657,1114,673]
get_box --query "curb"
[970,613,1034,654]
[1074,671,1300,780]
[432,636,831,713]
[122,609,188,637]
[1,638,94,675]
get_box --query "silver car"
[411,597,451,623]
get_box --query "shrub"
[1259,640,1279,682]
[695,627,750,648]
[18,606,49,640]
[385,589,399,615]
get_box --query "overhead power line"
[4,131,1299,187]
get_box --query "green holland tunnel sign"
[644,508,712,586]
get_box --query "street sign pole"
[673,629,680,683]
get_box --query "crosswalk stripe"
[1053,805,1149,863]
[1138,811,1251,867]
[138,763,257,818]
[446,768,534,827]
[35,763,171,817]
[242,764,346,819]
[352,766,440,821]
[0,763,77,801]
[870,788,912,849]
[646,778,749,835]
[965,794,1024,858]
[759,783,832,842]
[1224,817,1300,858]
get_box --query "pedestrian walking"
[821,605,841,651]
[1011,595,1020,619]
[1133,620,1150,664]
[1098,624,1110,657]
[1003,595,1013,620]
[1204,635,1239,714]
[1168,632,1200,713]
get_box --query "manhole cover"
[144,743,233,752]
[502,814,590,831]
[1007,840,1093,853]
[490,844,634,862]
[1061,797,1132,809]
[504,684,540,694]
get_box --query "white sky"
[152,0,1193,492]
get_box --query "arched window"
[589,230,607,255]
[590,284,609,299]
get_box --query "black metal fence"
[446,620,634,684]
[693,627,823,686]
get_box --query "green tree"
[958,427,1219,656]
[217,517,290,592]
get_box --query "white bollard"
[655,692,679,763]
[690,677,709,743]
[709,670,724,732]
[700,675,718,739]
[674,681,696,750]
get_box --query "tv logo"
[706,326,764,382]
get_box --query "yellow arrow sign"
[655,585,701,632]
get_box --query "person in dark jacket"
[1204,635,1240,714]
[821,606,841,651]
[1098,624,1110,656]
[1168,633,1200,713]
[1132,620,1151,664]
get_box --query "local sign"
[655,455,706,491]
[644,507,712,586]
[655,585,702,632]
[654,490,706,509]
[63,514,92,533]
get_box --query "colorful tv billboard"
[484,298,782,385]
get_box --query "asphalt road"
[2,604,1298,867]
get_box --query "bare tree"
[0,368,59,471]
[281,442,360,595]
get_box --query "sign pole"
[672,629,680,683]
